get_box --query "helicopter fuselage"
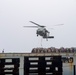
[23,21,54,40]
[36,27,47,37]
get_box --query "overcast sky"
[0,0,76,53]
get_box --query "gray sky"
[0,0,76,53]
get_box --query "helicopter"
[23,21,63,40]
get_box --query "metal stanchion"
[74,65,75,75]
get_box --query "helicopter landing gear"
[37,34,38,36]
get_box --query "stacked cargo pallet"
[0,58,20,75]
[0,53,63,75]
[24,56,62,75]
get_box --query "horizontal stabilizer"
[43,36,54,38]
[48,36,54,38]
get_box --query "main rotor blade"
[30,21,45,27]
[23,26,38,28]
[48,28,54,30]
[54,24,64,26]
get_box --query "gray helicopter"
[23,21,63,40]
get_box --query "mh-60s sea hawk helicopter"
[23,21,63,40]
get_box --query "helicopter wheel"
[37,34,38,36]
